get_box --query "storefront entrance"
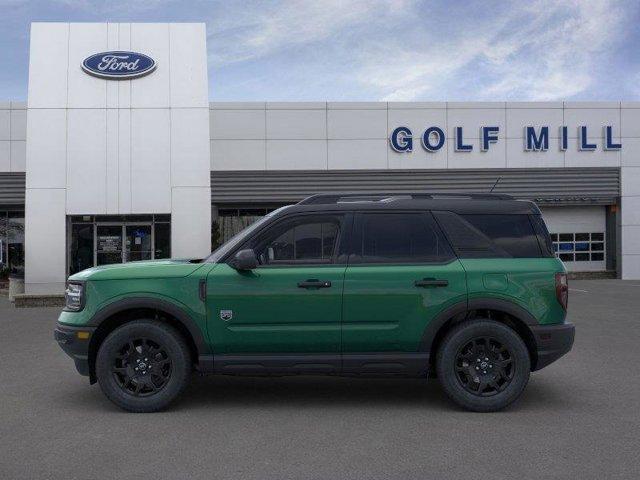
[68,215,170,275]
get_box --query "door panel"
[342,211,467,353]
[206,263,345,353]
[342,261,467,352]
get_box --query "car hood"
[68,259,206,281]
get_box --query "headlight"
[65,282,85,311]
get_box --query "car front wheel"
[95,320,191,412]
[436,319,531,412]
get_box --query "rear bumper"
[54,323,96,377]
[531,322,575,371]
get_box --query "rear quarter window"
[434,211,543,258]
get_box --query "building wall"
[210,101,640,279]
[24,23,211,294]
[209,101,633,171]
[0,101,26,172]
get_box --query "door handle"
[414,278,449,288]
[297,279,332,289]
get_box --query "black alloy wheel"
[96,320,191,412]
[436,319,530,412]
[112,338,172,397]
[454,336,514,397]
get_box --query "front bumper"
[54,323,96,377]
[531,322,575,371]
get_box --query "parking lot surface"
[1,280,639,479]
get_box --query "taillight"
[555,272,568,310]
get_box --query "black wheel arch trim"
[419,297,539,353]
[87,297,210,355]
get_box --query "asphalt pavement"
[0,279,639,479]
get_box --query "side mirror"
[229,249,258,271]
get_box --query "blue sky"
[1,0,639,101]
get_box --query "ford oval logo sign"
[82,51,156,80]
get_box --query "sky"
[0,0,639,102]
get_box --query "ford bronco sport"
[55,193,575,412]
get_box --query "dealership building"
[1,22,640,295]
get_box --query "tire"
[436,319,530,412]
[96,320,191,412]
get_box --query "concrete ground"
[0,280,639,480]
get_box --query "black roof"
[279,192,541,215]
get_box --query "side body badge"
[220,310,233,321]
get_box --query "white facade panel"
[211,140,265,170]
[446,137,506,169]
[506,108,563,138]
[11,141,26,172]
[171,108,211,187]
[621,138,640,167]
[24,188,66,293]
[564,144,620,168]
[169,23,209,108]
[506,138,565,168]
[387,108,447,139]
[388,144,446,169]
[447,107,506,140]
[10,109,27,141]
[171,186,211,258]
[66,109,107,214]
[27,23,68,108]
[621,254,640,279]
[117,109,132,213]
[266,109,326,139]
[130,23,171,108]
[327,109,387,139]
[266,140,327,170]
[105,108,119,213]
[210,109,265,140]
[621,108,640,138]
[0,109,9,140]
[564,107,621,138]
[621,166,640,196]
[130,108,172,213]
[0,141,9,171]
[328,139,387,170]
[25,109,67,189]
[117,23,132,109]
[67,23,108,109]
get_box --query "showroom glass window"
[0,211,25,278]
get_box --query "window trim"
[348,210,457,266]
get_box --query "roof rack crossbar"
[297,192,514,205]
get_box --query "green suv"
[55,193,574,412]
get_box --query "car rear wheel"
[96,320,191,412]
[436,319,530,412]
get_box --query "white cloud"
[208,0,413,66]
[358,0,628,101]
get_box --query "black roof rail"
[297,192,514,205]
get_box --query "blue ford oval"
[82,51,156,79]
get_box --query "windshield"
[203,205,292,263]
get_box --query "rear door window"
[352,212,454,264]
[434,211,542,258]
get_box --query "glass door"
[125,225,152,262]
[96,225,123,266]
